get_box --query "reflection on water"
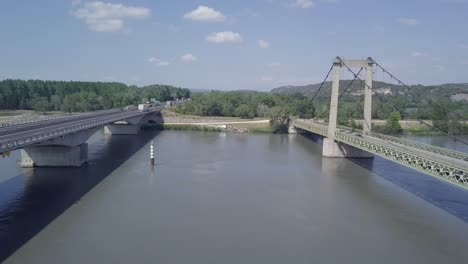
[0,129,161,261]
[1,131,468,263]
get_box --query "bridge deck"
[293,119,468,190]
[0,108,161,153]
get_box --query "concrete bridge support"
[19,144,88,168]
[19,127,99,168]
[323,57,374,158]
[104,124,140,135]
[104,115,145,135]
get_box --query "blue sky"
[0,0,467,91]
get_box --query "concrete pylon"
[363,57,374,132]
[327,59,342,140]
[322,57,373,158]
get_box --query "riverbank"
[149,110,273,133]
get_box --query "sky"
[0,0,467,91]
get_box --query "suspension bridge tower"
[323,57,374,158]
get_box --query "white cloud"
[258,40,270,48]
[293,0,315,8]
[411,51,428,57]
[73,1,151,32]
[397,18,419,26]
[181,53,197,62]
[183,6,226,22]
[148,57,169,66]
[206,31,243,43]
[433,65,445,71]
[268,62,281,67]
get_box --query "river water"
[1,129,468,263]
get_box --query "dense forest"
[0,80,190,112]
[174,91,315,132]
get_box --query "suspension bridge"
[291,57,468,190]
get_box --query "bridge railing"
[334,130,468,189]
[333,124,468,162]
[293,119,328,137]
[293,119,468,190]
[294,119,468,162]
[0,109,121,129]
[0,109,157,153]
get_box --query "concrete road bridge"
[291,57,468,190]
[0,107,162,167]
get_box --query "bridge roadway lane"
[0,107,162,152]
[0,110,121,137]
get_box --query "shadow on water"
[349,157,468,223]
[297,133,468,223]
[0,128,162,261]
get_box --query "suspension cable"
[339,68,363,98]
[318,68,364,118]
[310,65,334,102]
[337,57,468,147]
[372,58,466,121]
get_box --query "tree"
[30,96,52,112]
[268,106,289,133]
[0,79,190,112]
[234,104,253,119]
[432,106,449,133]
[386,111,402,134]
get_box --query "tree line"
[0,80,190,112]
[175,90,468,135]
[174,91,315,132]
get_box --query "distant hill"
[271,81,468,102]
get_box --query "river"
[1,129,468,263]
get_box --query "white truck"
[138,104,150,112]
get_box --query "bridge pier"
[104,115,145,135]
[288,118,298,134]
[322,138,373,158]
[104,124,140,135]
[18,127,99,168]
[19,144,88,168]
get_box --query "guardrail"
[0,109,159,153]
[0,109,121,129]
